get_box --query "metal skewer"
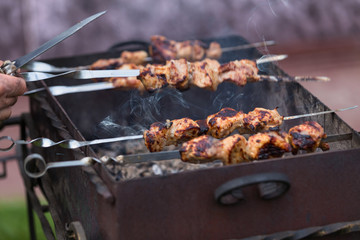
[259,75,331,82]
[283,105,358,120]
[23,40,277,73]
[2,106,357,152]
[23,130,355,178]
[20,54,287,83]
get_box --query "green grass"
[0,199,52,240]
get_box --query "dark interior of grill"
[29,35,360,180]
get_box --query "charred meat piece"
[139,59,191,91]
[180,134,248,165]
[287,121,329,154]
[144,118,201,152]
[166,118,201,146]
[143,121,170,152]
[149,35,177,62]
[180,135,220,164]
[206,108,244,138]
[138,63,170,91]
[241,107,283,134]
[246,131,291,160]
[217,134,248,165]
[219,59,260,86]
[190,58,221,90]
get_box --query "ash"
[96,139,223,181]
[105,159,223,181]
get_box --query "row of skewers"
[83,35,326,92]
[22,36,337,168]
[142,107,330,165]
[23,35,328,94]
[87,37,332,165]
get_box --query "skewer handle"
[24,154,100,178]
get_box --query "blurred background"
[1,0,360,238]
[2,0,360,60]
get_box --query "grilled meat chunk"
[246,131,292,160]
[205,42,222,59]
[143,121,169,152]
[180,134,248,165]
[190,58,221,90]
[150,35,223,62]
[90,58,123,70]
[180,135,220,163]
[120,50,148,65]
[219,59,260,86]
[149,35,177,62]
[139,59,191,91]
[241,107,283,134]
[167,59,191,90]
[287,121,329,154]
[176,40,206,62]
[206,108,244,138]
[218,134,248,165]
[108,63,144,90]
[90,50,148,70]
[144,118,201,152]
[138,63,170,91]
[166,118,201,146]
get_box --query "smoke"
[95,89,193,137]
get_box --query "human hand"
[0,60,27,121]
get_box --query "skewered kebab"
[90,35,275,66]
[23,121,330,179]
[139,58,330,92]
[150,35,275,62]
[90,56,328,92]
[24,37,276,73]
[180,121,329,165]
[21,121,330,178]
[89,56,260,91]
[144,106,343,152]
[4,106,356,154]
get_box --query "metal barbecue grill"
[10,35,360,239]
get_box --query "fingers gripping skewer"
[2,106,357,152]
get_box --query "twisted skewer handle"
[24,153,100,178]
[0,135,143,151]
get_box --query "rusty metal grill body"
[24,35,360,239]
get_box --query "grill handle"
[214,172,290,205]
